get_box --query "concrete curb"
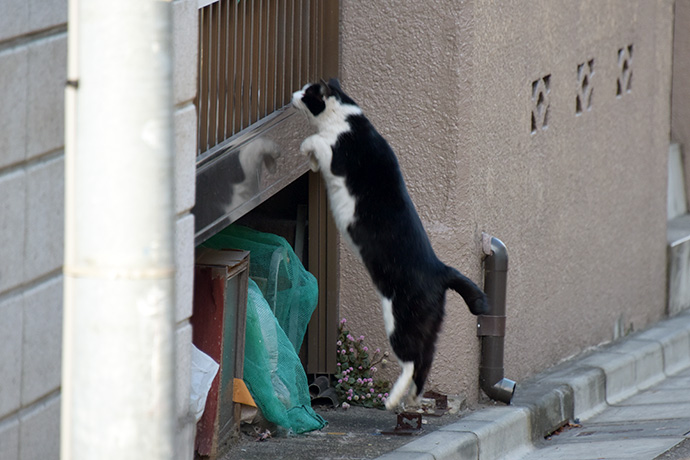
[374,311,690,460]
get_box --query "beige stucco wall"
[338,0,673,403]
[672,0,690,200]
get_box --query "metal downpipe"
[478,233,516,404]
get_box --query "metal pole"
[62,0,176,458]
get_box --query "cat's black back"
[293,79,487,406]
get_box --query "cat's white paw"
[301,136,325,172]
[403,391,421,409]
[385,389,419,411]
[308,153,320,172]
[384,396,400,411]
[299,136,317,156]
[385,362,415,410]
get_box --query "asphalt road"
[655,437,690,460]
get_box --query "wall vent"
[576,59,594,114]
[531,75,551,134]
[616,44,633,97]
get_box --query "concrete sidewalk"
[517,365,690,459]
[376,311,690,460]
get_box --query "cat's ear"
[319,79,332,98]
[328,78,342,91]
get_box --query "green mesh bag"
[204,226,325,434]
[243,279,325,434]
[204,225,318,352]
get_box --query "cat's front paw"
[299,136,317,156]
[307,153,320,172]
[300,136,322,172]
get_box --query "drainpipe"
[62,1,176,459]
[477,233,517,404]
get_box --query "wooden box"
[192,248,249,458]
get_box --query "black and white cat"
[292,79,488,409]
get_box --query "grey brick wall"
[0,2,67,458]
[0,1,198,458]
[172,0,198,458]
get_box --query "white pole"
[62,0,176,458]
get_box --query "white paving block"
[623,387,690,405]
[636,324,690,376]
[440,407,532,460]
[579,351,637,404]
[606,338,665,390]
[376,452,435,460]
[520,438,682,460]
[542,366,607,421]
[589,402,690,423]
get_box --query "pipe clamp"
[477,315,506,337]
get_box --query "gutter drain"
[478,233,517,404]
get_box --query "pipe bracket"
[477,315,506,337]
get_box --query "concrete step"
[668,214,690,316]
[667,143,690,316]
[516,367,690,460]
[375,312,690,460]
[668,143,687,220]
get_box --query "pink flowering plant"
[335,318,391,409]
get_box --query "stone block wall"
[172,0,199,458]
[0,1,199,458]
[0,3,67,458]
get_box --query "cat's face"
[292,79,358,122]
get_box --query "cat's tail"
[444,266,489,316]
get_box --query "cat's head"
[292,78,359,124]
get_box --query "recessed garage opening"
[190,1,339,455]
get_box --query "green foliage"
[334,319,391,409]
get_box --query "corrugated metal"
[197,0,326,155]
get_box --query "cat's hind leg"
[385,361,415,410]
[381,296,416,410]
[410,348,434,403]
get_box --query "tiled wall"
[0,1,199,458]
[0,1,67,458]
[172,1,199,457]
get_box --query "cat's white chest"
[321,163,360,258]
[299,101,364,258]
